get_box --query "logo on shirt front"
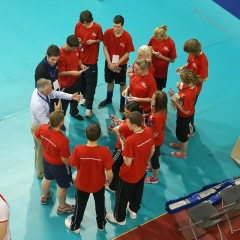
[192,63,197,69]
[141,82,147,88]
[163,46,169,51]
[92,32,97,37]
[76,52,79,57]
[120,43,125,47]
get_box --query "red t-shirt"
[58,47,83,88]
[115,120,133,149]
[120,127,154,183]
[74,22,103,64]
[147,109,167,146]
[187,52,208,95]
[103,28,134,65]
[70,146,113,193]
[177,85,197,117]
[129,72,157,112]
[34,124,71,165]
[148,36,177,78]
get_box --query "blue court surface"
[0,0,240,239]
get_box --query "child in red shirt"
[145,91,167,184]
[106,111,155,225]
[176,38,208,99]
[176,39,208,133]
[33,110,74,214]
[170,69,199,158]
[65,124,113,233]
[106,101,142,193]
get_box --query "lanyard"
[37,91,51,109]
[129,74,143,93]
[44,59,56,79]
[114,34,121,53]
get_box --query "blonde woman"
[148,25,177,90]
[122,59,157,114]
[127,45,154,77]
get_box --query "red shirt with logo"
[148,36,177,78]
[70,146,113,193]
[103,28,134,65]
[115,120,133,149]
[74,22,103,64]
[177,85,197,117]
[147,109,167,146]
[34,124,71,165]
[58,47,83,88]
[129,72,157,112]
[120,127,154,183]
[187,52,208,95]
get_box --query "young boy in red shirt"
[33,110,74,214]
[106,111,155,225]
[58,35,86,122]
[98,15,134,114]
[65,124,113,233]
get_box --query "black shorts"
[154,77,167,90]
[150,146,160,169]
[42,157,73,188]
[176,115,194,142]
[104,61,126,85]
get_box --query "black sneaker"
[60,124,66,131]
[70,114,84,121]
[119,104,125,114]
[98,99,112,109]
[97,220,106,231]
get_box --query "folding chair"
[179,201,230,240]
[220,184,240,234]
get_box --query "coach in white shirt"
[30,78,80,178]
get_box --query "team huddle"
[30,10,208,234]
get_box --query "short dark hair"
[86,123,101,141]
[125,101,142,114]
[46,45,60,57]
[48,110,64,128]
[79,10,93,23]
[66,35,79,47]
[127,111,142,127]
[113,15,124,25]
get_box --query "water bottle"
[127,64,133,73]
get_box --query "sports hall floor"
[1,0,240,239]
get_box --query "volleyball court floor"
[0,0,240,239]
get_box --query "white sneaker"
[80,98,86,105]
[85,109,92,117]
[126,203,137,219]
[65,218,80,234]
[106,213,126,225]
[105,186,115,194]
